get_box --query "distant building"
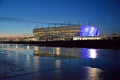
[33,25,100,41]
[22,37,38,41]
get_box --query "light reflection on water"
[33,56,40,70]
[85,67,102,80]
[88,49,97,59]
[0,44,120,79]
[80,48,98,59]
[55,60,61,68]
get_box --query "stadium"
[33,25,100,41]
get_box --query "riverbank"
[0,40,120,49]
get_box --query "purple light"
[80,26,100,36]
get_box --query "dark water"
[0,44,120,80]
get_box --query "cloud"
[0,17,79,26]
[0,17,28,22]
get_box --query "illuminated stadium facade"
[33,25,100,41]
[80,26,100,36]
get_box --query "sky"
[0,0,120,36]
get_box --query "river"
[0,44,120,80]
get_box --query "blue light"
[80,48,98,59]
[80,26,100,36]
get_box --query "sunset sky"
[0,0,120,36]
